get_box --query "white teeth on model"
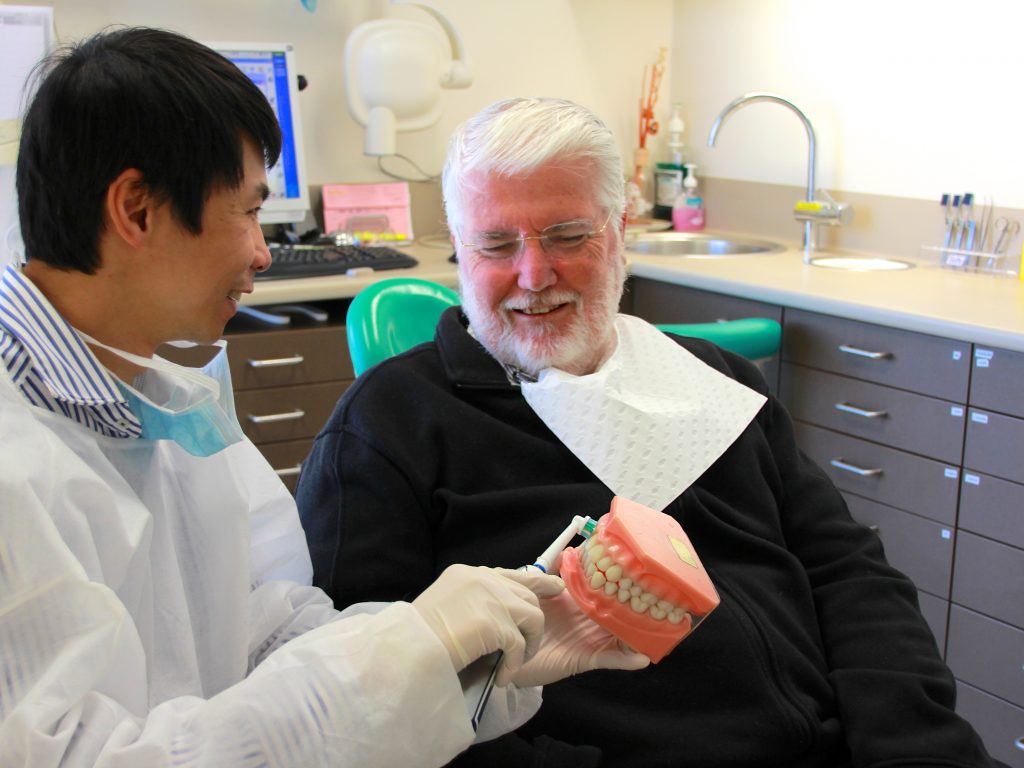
[580,534,691,623]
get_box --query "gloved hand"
[413,564,565,679]
[505,589,651,688]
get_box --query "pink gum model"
[561,496,720,663]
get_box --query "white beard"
[460,256,625,377]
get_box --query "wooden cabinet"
[948,346,1024,764]
[631,281,1023,761]
[779,309,968,658]
[159,303,354,493]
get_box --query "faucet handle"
[794,189,853,226]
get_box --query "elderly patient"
[296,97,1002,767]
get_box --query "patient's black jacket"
[297,307,1001,768]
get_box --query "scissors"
[991,217,1020,256]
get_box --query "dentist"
[0,28,643,768]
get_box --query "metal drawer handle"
[1015,736,1024,751]
[247,409,305,424]
[838,344,892,360]
[248,354,305,368]
[834,402,889,419]
[829,458,883,477]
[274,464,302,478]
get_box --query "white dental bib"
[520,314,767,511]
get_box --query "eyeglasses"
[459,210,614,261]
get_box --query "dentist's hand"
[506,590,651,688]
[413,564,565,679]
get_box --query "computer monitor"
[211,42,311,225]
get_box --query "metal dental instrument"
[976,195,994,254]
[992,217,1020,257]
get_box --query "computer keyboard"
[256,243,419,281]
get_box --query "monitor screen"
[211,42,311,225]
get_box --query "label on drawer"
[951,406,964,417]
[964,473,981,485]
[970,412,990,424]
[944,467,959,479]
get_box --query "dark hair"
[16,27,282,273]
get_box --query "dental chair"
[346,277,781,376]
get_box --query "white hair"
[442,97,625,238]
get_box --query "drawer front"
[235,381,349,444]
[229,326,352,390]
[971,346,1024,418]
[916,591,949,657]
[952,531,1024,628]
[781,364,966,464]
[794,422,960,525]
[257,438,315,495]
[955,681,1024,768]
[782,308,970,402]
[843,494,954,600]
[629,279,783,324]
[965,409,1024,485]
[959,472,1024,549]
[948,606,1024,708]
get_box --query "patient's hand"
[501,590,650,688]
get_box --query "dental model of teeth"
[561,496,720,662]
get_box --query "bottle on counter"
[672,163,705,232]
[653,104,686,221]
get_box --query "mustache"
[501,291,581,312]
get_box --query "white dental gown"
[0,366,538,767]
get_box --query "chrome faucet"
[707,92,850,257]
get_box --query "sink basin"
[625,232,785,257]
[809,256,913,272]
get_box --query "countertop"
[242,233,1024,353]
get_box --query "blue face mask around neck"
[78,332,245,458]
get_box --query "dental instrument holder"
[707,92,852,261]
[923,241,1020,277]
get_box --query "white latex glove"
[505,590,651,688]
[413,564,565,679]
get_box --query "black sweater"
[296,307,999,768]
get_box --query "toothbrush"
[955,193,972,251]
[526,515,597,573]
[941,193,953,249]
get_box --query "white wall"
[672,0,1024,208]
[6,0,675,195]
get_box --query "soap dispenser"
[672,163,705,232]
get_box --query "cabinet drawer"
[793,423,960,525]
[948,606,1024,708]
[781,364,966,464]
[971,346,1024,418]
[782,308,970,402]
[952,531,1024,628]
[629,279,783,324]
[227,326,353,390]
[843,494,954,600]
[235,381,349,444]
[257,438,314,495]
[917,591,949,657]
[955,681,1024,768]
[960,472,1024,549]
[965,409,1024,485]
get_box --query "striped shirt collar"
[0,265,141,439]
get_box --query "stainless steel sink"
[808,256,914,272]
[625,232,785,257]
